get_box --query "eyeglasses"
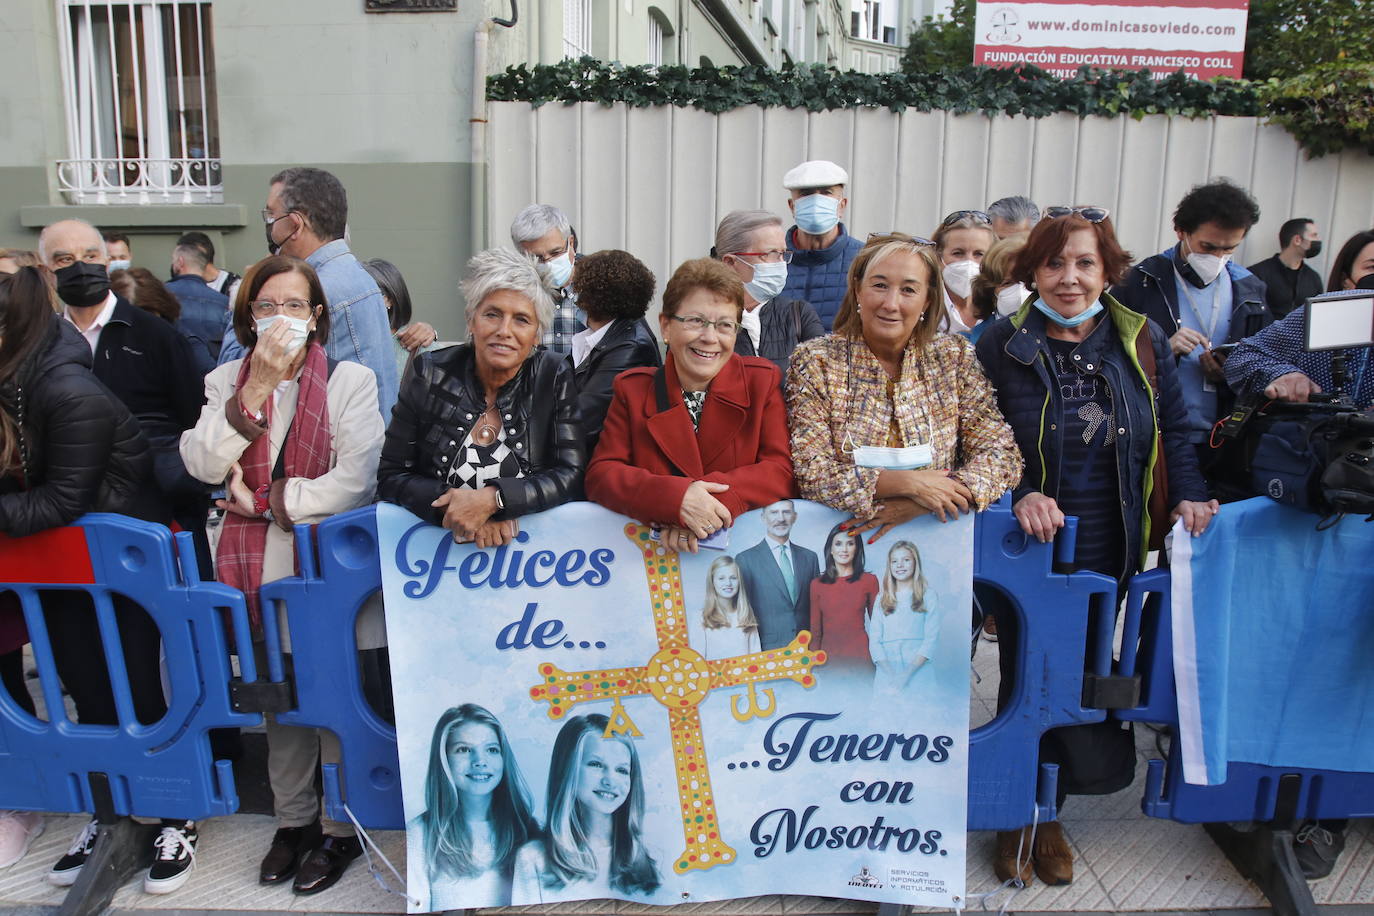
[941,210,992,227]
[260,209,294,225]
[531,245,569,263]
[867,232,937,247]
[1043,206,1111,223]
[250,299,316,319]
[729,250,793,264]
[670,314,740,336]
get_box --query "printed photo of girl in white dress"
[511,713,661,903]
[868,540,941,695]
[692,555,761,659]
[409,704,539,910]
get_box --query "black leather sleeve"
[376,354,447,526]
[495,356,587,518]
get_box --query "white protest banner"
[379,499,971,911]
[974,0,1248,79]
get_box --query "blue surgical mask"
[743,260,788,303]
[793,194,840,236]
[1032,296,1103,328]
[547,249,574,288]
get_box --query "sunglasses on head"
[867,231,937,247]
[941,210,991,227]
[1043,206,1111,223]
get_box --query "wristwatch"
[489,485,504,511]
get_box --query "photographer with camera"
[1225,229,1374,409]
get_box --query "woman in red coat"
[585,258,795,553]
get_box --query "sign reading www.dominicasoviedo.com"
[377,500,971,911]
[974,0,1248,80]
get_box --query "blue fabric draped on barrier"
[1170,498,1374,785]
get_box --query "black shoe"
[48,818,98,887]
[1294,821,1346,880]
[259,821,322,885]
[143,820,198,895]
[291,835,362,895]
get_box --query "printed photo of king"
[735,500,820,650]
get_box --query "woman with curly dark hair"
[568,249,661,449]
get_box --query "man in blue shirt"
[780,160,863,331]
[510,203,585,355]
[1112,180,1270,476]
[167,240,231,359]
[218,168,398,420]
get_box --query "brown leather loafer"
[291,835,362,895]
[1033,821,1074,885]
[259,821,321,885]
[993,827,1035,886]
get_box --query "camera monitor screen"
[1305,290,1374,351]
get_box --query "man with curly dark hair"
[1112,179,1270,484]
[568,249,662,450]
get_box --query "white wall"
[486,102,1374,307]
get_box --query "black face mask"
[1304,240,1323,260]
[54,262,111,309]
[1357,274,1374,291]
[265,213,299,257]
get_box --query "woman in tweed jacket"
[785,234,1021,536]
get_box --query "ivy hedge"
[486,58,1373,158]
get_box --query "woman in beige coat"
[179,255,383,894]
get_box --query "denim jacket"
[217,240,398,420]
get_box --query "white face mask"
[254,314,312,353]
[107,259,131,274]
[743,259,788,303]
[942,259,980,299]
[1184,242,1229,286]
[853,443,934,470]
[996,283,1029,316]
[546,249,574,288]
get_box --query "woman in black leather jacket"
[377,248,585,548]
[0,265,165,737]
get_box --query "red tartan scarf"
[216,343,332,630]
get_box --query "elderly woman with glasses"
[713,210,825,375]
[974,207,1216,888]
[933,210,998,336]
[585,259,794,555]
[378,248,585,548]
[786,234,1021,540]
[179,254,385,890]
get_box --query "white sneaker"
[0,811,44,868]
[143,821,197,895]
[48,818,98,886]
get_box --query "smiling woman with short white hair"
[377,247,585,548]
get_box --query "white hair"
[715,210,783,257]
[37,219,106,263]
[509,204,572,247]
[461,247,556,339]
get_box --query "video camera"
[1213,282,1374,524]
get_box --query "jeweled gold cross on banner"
[528,523,827,874]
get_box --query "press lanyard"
[1174,267,1225,343]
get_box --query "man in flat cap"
[780,159,864,330]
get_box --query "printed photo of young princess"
[511,714,662,904]
[869,540,941,695]
[408,704,539,910]
[690,555,761,659]
[807,522,879,673]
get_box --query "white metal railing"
[55,156,223,205]
[55,0,220,205]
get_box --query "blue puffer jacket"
[975,295,1209,576]
[782,223,864,331]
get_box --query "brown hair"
[661,258,744,319]
[0,249,42,272]
[832,236,944,351]
[1011,213,1133,289]
[700,555,758,632]
[0,268,63,472]
[572,249,657,322]
[932,217,996,260]
[110,267,183,323]
[231,255,330,349]
[969,236,1027,322]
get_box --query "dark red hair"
[1010,213,1133,289]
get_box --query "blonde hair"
[832,237,945,351]
[879,540,928,615]
[701,556,758,631]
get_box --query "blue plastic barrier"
[258,506,402,829]
[967,495,1120,830]
[1116,567,1374,824]
[0,514,258,821]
